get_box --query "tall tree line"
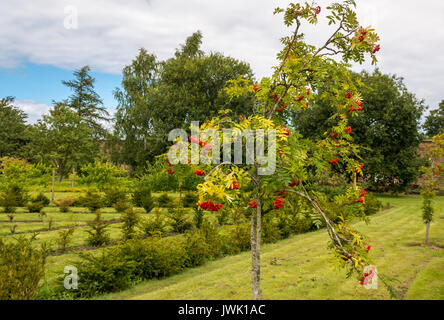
[0,35,439,190]
[110,31,254,169]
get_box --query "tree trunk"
[251,202,261,300]
[425,220,431,246]
[51,168,55,202]
[71,167,75,189]
[251,165,262,300]
[252,198,262,300]
[58,165,64,183]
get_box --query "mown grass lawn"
[98,195,444,300]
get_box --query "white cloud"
[14,100,51,124]
[0,0,443,112]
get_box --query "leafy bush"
[114,198,130,213]
[56,226,75,252]
[81,191,104,213]
[157,193,173,207]
[169,208,193,233]
[104,188,127,207]
[0,184,28,212]
[0,235,48,300]
[226,224,251,254]
[183,230,210,267]
[69,221,259,298]
[216,208,229,226]
[73,250,138,297]
[73,236,187,297]
[27,201,44,213]
[363,193,383,215]
[54,198,75,213]
[182,192,198,207]
[140,192,154,214]
[32,192,50,206]
[85,211,110,247]
[118,237,187,280]
[262,215,282,244]
[140,211,168,237]
[121,207,140,240]
[132,183,150,206]
[193,208,204,229]
[132,184,154,213]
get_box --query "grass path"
[99,196,444,300]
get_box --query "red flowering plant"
[165,1,397,299]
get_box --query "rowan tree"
[167,1,397,299]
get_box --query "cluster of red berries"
[229,180,239,190]
[358,27,367,42]
[168,169,175,175]
[295,87,312,110]
[272,92,288,112]
[273,197,285,210]
[359,268,373,285]
[253,83,260,92]
[347,101,364,113]
[189,136,212,150]
[329,158,339,165]
[282,128,290,136]
[357,189,366,203]
[248,201,257,209]
[344,126,352,134]
[198,201,223,212]
[354,163,365,173]
[372,44,381,54]
[194,169,205,176]
[315,6,321,15]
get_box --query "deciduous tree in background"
[0,97,29,158]
[112,32,254,171]
[424,100,444,137]
[29,103,95,181]
[292,69,425,192]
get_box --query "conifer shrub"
[140,211,169,237]
[104,188,127,207]
[54,198,75,213]
[121,207,140,240]
[81,191,104,213]
[85,211,110,247]
[27,201,44,213]
[32,192,50,206]
[157,193,173,208]
[0,235,48,300]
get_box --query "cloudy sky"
[1,0,443,123]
